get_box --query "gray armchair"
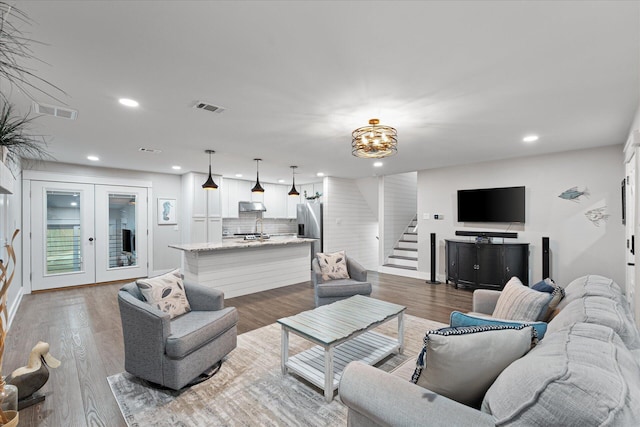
[118,280,238,390]
[311,255,372,306]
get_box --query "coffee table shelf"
[278,295,406,402]
[285,330,400,392]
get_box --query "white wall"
[381,172,417,262]
[417,145,625,287]
[25,162,183,273]
[323,176,378,270]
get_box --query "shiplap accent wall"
[382,172,417,261]
[323,177,379,270]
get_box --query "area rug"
[108,314,446,427]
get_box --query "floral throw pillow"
[316,251,350,280]
[136,269,191,319]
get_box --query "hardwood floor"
[4,272,472,426]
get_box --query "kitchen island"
[169,236,316,298]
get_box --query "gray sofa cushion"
[315,279,372,298]
[482,322,640,426]
[547,296,640,350]
[165,307,238,359]
[556,274,624,312]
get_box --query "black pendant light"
[251,158,264,193]
[288,166,299,196]
[202,149,219,190]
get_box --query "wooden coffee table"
[277,295,406,402]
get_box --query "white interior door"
[31,181,96,291]
[95,185,148,282]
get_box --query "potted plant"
[0,102,51,169]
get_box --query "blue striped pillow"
[450,311,547,339]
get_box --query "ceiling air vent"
[138,147,162,154]
[193,101,225,114]
[33,102,78,120]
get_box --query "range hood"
[238,201,267,212]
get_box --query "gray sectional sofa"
[339,275,640,426]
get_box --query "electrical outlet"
[434,214,444,220]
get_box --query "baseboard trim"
[378,266,429,280]
[7,286,24,332]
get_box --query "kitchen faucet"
[255,217,264,242]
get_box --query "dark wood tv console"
[445,240,529,290]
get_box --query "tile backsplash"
[223,212,297,236]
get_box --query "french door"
[31,181,148,291]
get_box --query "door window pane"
[108,194,137,268]
[46,191,81,274]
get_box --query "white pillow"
[136,269,191,319]
[493,277,552,321]
[411,325,535,407]
[316,251,350,280]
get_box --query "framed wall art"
[158,198,177,225]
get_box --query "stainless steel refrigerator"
[297,202,323,263]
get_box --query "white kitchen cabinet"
[207,217,223,244]
[299,182,323,204]
[264,183,287,218]
[250,185,264,203]
[182,172,222,244]
[221,178,252,218]
[286,193,298,218]
[189,172,221,217]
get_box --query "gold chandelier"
[351,118,397,158]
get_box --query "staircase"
[381,216,420,278]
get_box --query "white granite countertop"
[169,236,316,252]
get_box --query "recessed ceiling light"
[373,161,383,167]
[278,179,285,183]
[119,98,139,107]
[87,155,99,161]
[172,165,181,170]
[316,172,325,177]
[235,174,243,178]
[523,135,539,143]
[70,202,77,207]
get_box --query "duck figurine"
[6,341,61,409]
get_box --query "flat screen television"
[457,186,525,223]
[122,229,135,252]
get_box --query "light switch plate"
[423,213,430,220]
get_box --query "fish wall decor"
[584,206,609,227]
[558,186,589,202]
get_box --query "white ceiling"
[8,1,640,185]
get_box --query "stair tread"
[394,247,417,251]
[383,264,418,271]
[404,232,418,235]
[389,255,418,260]
[398,239,417,243]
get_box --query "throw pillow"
[411,324,536,408]
[136,269,191,319]
[531,277,555,293]
[492,277,552,321]
[316,251,350,280]
[450,311,547,339]
[531,278,565,321]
